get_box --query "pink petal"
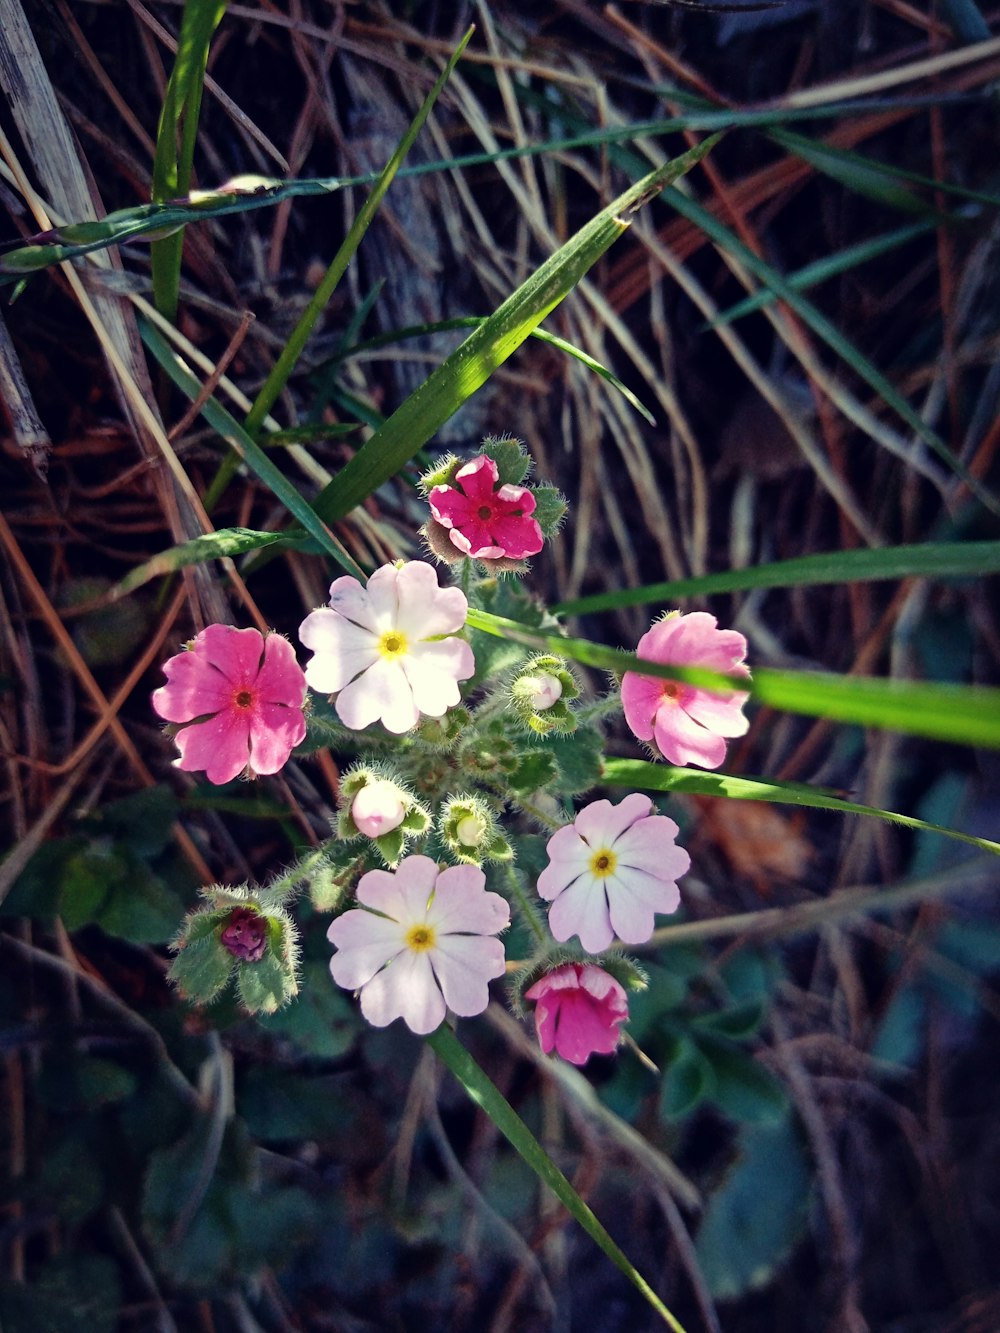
[547,877,614,953]
[152,646,232,723]
[359,950,444,1033]
[328,912,405,987]
[452,454,500,502]
[620,671,662,742]
[324,575,380,633]
[247,700,306,775]
[573,793,652,849]
[683,688,750,738]
[484,512,543,559]
[173,711,251,785]
[615,816,691,882]
[429,868,510,937]
[196,624,266,685]
[356,857,437,921]
[300,610,380,693]
[362,564,404,626]
[256,634,307,706]
[653,703,728,769]
[605,868,677,944]
[432,935,507,1016]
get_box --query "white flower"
[299,561,474,734]
[537,793,689,952]
[328,856,510,1035]
[351,779,406,838]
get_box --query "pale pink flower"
[429,455,543,560]
[299,561,474,735]
[328,855,510,1035]
[152,625,306,785]
[525,963,628,1065]
[351,779,405,838]
[621,612,750,769]
[537,793,689,953]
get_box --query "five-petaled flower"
[328,855,510,1034]
[537,793,689,953]
[621,612,750,770]
[299,561,474,735]
[525,962,629,1065]
[429,455,544,560]
[152,625,307,785]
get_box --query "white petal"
[360,950,445,1033]
[547,877,613,953]
[432,935,506,1017]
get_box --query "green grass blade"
[108,527,311,600]
[426,1024,688,1332]
[309,136,721,525]
[707,220,936,329]
[151,0,228,320]
[603,760,1000,859]
[465,607,1000,749]
[138,316,364,578]
[554,541,1000,615]
[241,27,475,442]
[324,316,656,425]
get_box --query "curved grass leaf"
[554,541,1000,615]
[426,1023,688,1332]
[308,136,721,526]
[108,527,311,600]
[466,607,1000,749]
[138,317,364,577]
[603,759,1000,858]
[150,0,229,320]
[324,316,656,425]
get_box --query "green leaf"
[603,761,1000,857]
[695,1116,811,1300]
[309,136,721,526]
[700,1044,788,1126]
[426,1023,689,1332]
[168,932,235,1004]
[109,526,301,599]
[236,946,293,1014]
[659,1034,715,1120]
[0,1255,120,1333]
[690,1001,766,1041]
[151,0,229,319]
[554,540,1000,615]
[256,960,359,1059]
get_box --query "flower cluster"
[155,437,751,1066]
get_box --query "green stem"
[425,1023,688,1332]
[575,694,624,726]
[259,846,331,907]
[503,863,548,949]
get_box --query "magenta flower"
[299,561,474,735]
[621,612,750,769]
[328,856,510,1035]
[429,455,544,560]
[537,793,689,953]
[152,625,307,785]
[525,963,628,1065]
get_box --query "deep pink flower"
[429,455,544,560]
[525,963,628,1065]
[537,793,689,953]
[328,856,510,1035]
[299,561,473,735]
[152,625,307,785]
[621,612,750,769]
[220,908,268,963]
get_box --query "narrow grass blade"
[324,316,656,424]
[108,527,311,600]
[707,220,936,330]
[241,27,475,441]
[554,541,1000,615]
[139,316,364,577]
[426,1023,688,1332]
[310,136,721,526]
[603,760,1000,859]
[466,607,1000,749]
[151,0,228,320]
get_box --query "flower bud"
[509,655,579,736]
[220,907,268,962]
[441,795,511,865]
[519,672,562,711]
[351,779,406,838]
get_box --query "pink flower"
[328,855,510,1035]
[220,908,268,963]
[621,612,750,769]
[525,963,628,1065]
[299,561,474,735]
[537,793,689,953]
[152,625,307,785]
[351,779,405,838]
[429,455,544,560]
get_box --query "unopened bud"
[456,812,488,847]
[352,779,406,838]
[220,907,268,963]
[521,672,562,711]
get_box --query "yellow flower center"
[589,848,617,878]
[406,923,436,952]
[378,629,409,659]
